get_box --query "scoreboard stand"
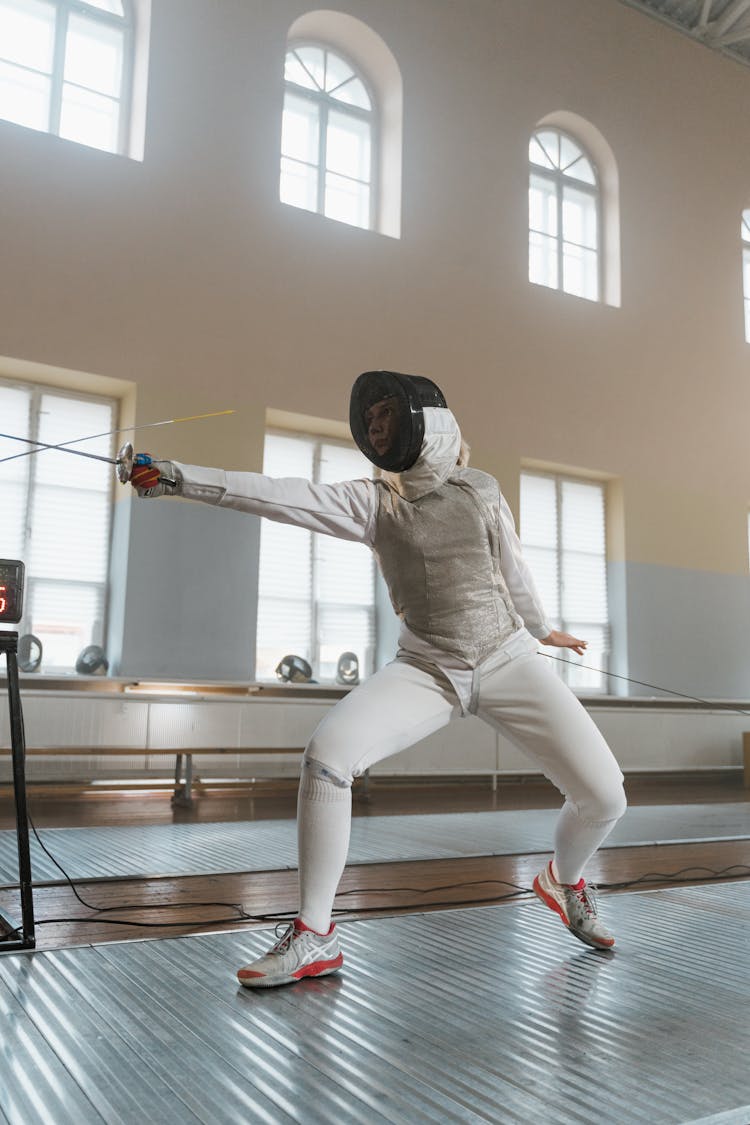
[0,561,36,951]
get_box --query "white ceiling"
[616,0,750,68]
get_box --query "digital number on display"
[0,560,25,625]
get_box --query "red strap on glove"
[130,460,161,490]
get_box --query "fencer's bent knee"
[302,753,352,789]
[577,780,627,825]
[598,782,627,823]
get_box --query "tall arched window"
[742,209,750,342]
[280,43,375,230]
[0,0,134,154]
[529,128,600,302]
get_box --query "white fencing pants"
[297,642,626,933]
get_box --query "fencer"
[131,371,626,987]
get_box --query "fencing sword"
[0,433,171,485]
[0,409,235,485]
[543,652,750,717]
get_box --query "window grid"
[529,128,601,303]
[281,41,377,231]
[0,0,134,154]
[520,470,610,693]
[742,210,750,343]
[0,376,116,672]
[256,430,377,682]
[309,439,323,672]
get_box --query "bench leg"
[355,767,372,803]
[185,753,193,802]
[171,752,194,807]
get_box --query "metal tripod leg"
[0,632,35,950]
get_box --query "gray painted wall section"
[622,561,750,700]
[607,560,629,695]
[114,498,260,680]
[106,496,132,676]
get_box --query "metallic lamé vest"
[373,467,521,666]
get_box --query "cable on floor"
[4,853,750,938]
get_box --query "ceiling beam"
[713,23,750,46]
[711,0,750,38]
[696,0,715,29]
[616,0,750,67]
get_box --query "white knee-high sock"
[297,769,352,934]
[552,800,619,885]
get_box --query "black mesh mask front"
[349,371,447,472]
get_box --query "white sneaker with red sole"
[237,918,343,988]
[533,861,615,950]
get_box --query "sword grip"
[128,452,178,492]
[137,455,177,488]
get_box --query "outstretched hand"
[129,454,179,498]
[130,456,162,493]
[540,630,587,656]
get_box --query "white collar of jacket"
[381,407,462,501]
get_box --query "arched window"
[742,209,750,342]
[0,0,134,154]
[529,128,600,302]
[280,43,375,231]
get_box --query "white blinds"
[0,380,115,672]
[520,471,609,692]
[0,383,32,560]
[256,432,375,681]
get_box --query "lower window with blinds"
[0,377,116,673]
[520,470,610,692]
[255,431,376,682]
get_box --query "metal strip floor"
[0,881,749,1124]
[0,802,748,882]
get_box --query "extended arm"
[131,457,377,545]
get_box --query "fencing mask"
[349,371,447,472]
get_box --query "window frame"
[742,210,750,343]
[0,0,135,154]
[0,374,117,673]
[256,428,378,682]
[281,38,379,231]
[528,126,602,303]
[520,468,611,692]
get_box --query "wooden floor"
[1,772,748,952]
[1,769,747,830]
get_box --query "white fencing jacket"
[171,409,552,710]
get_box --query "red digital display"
[0,561,24,625]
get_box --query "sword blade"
[0,409,236,467]
[0,432,117,465]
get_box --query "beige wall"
[1,0,749,688]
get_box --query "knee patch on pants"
[302,754,352,790]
